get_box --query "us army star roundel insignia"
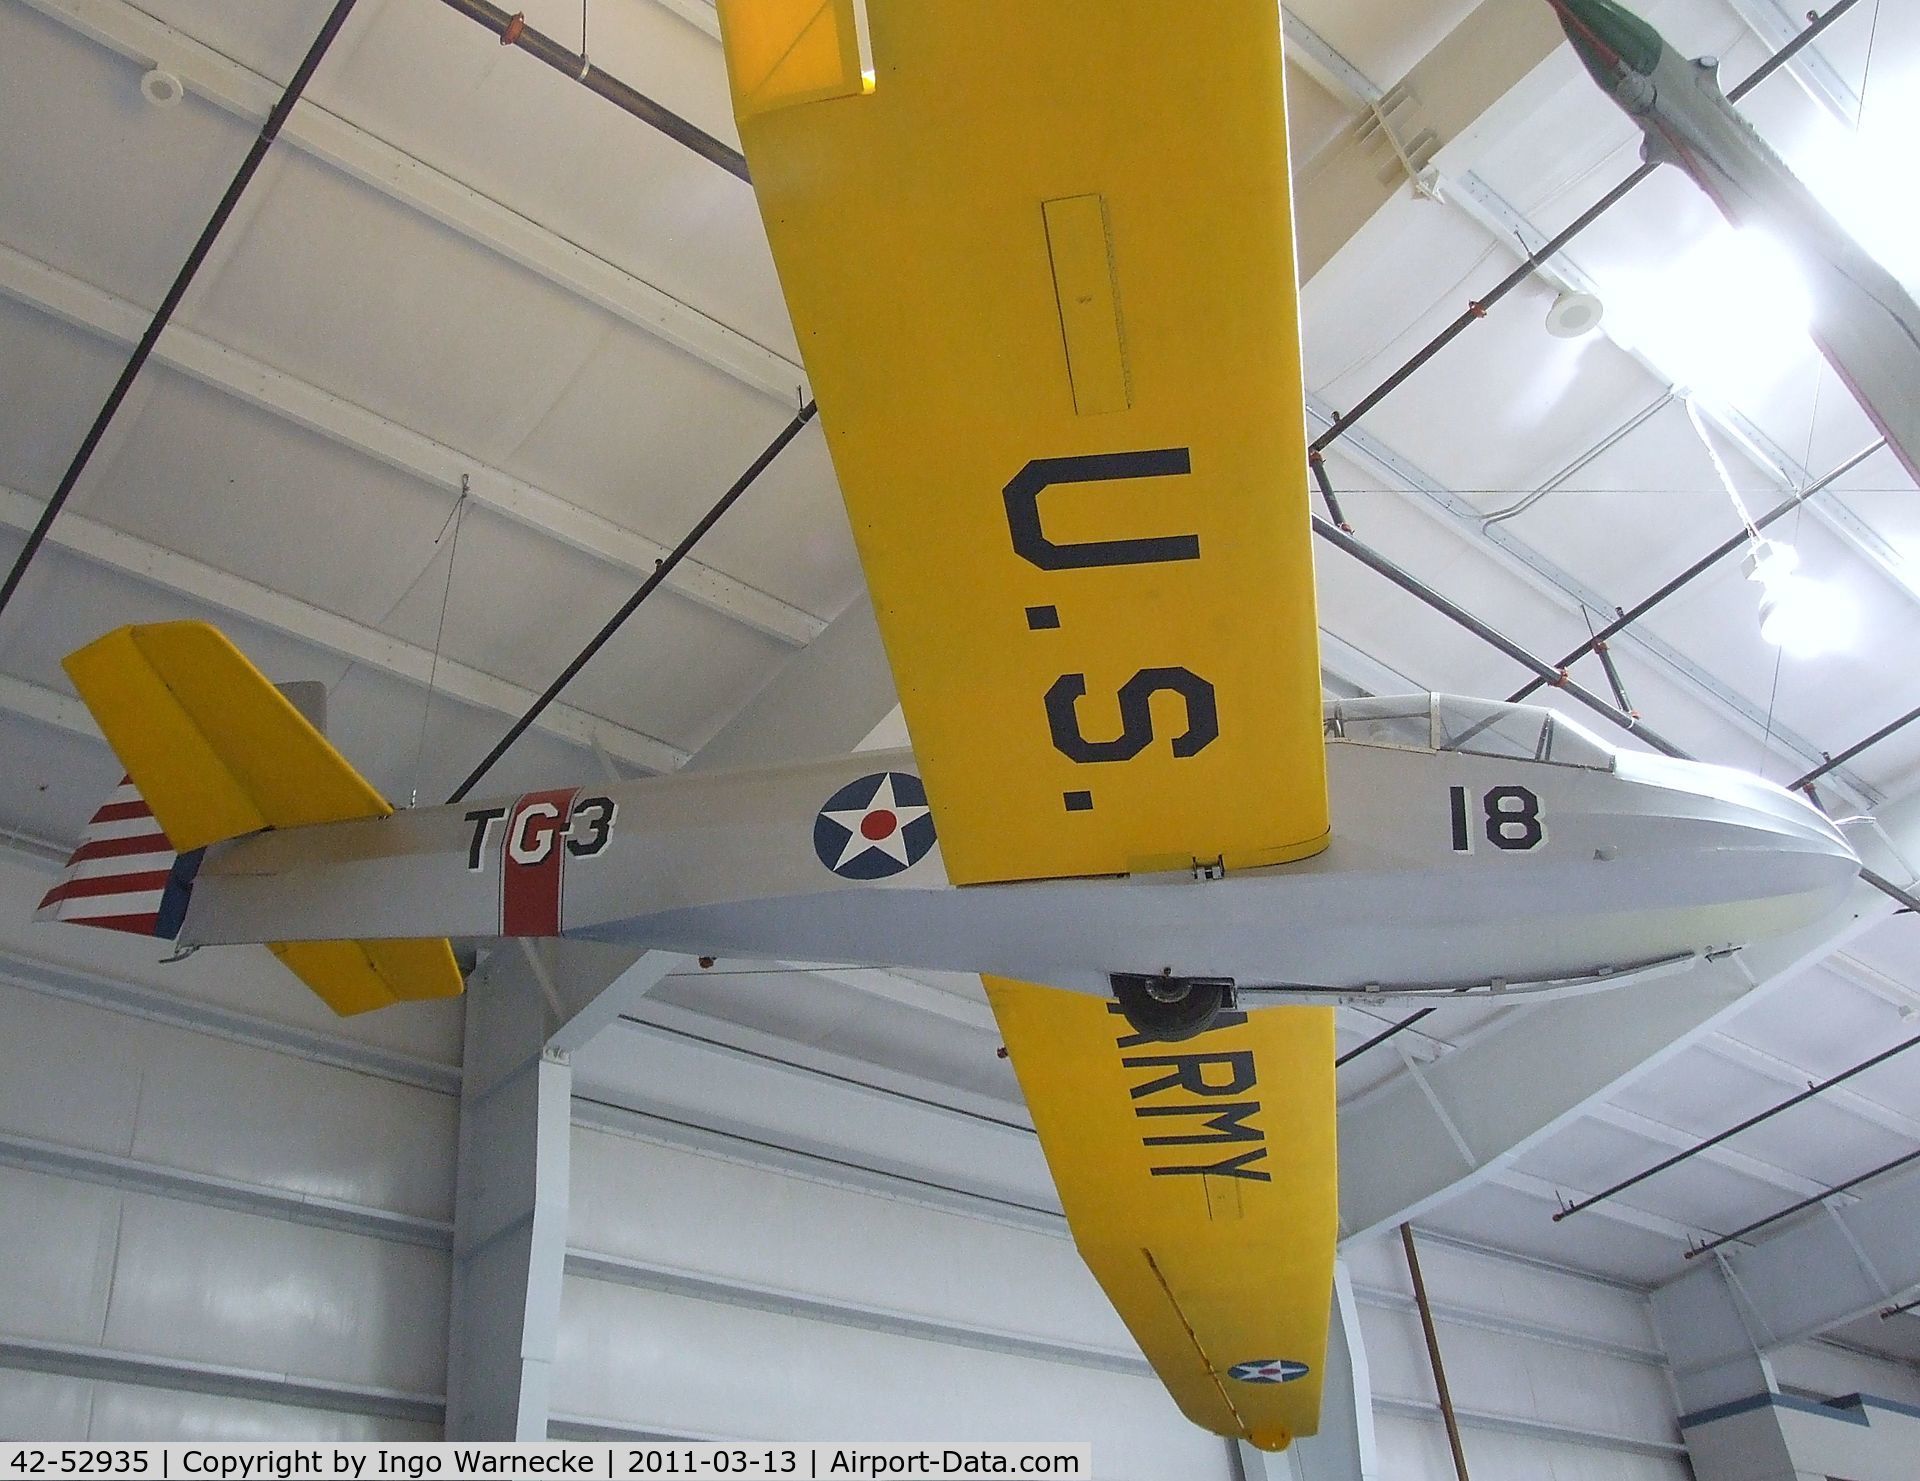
[813,772,936,881]
[1227,1359,1310,1385]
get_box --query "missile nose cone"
[1547,0,1666,84]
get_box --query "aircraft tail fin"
[46,622,464,1015]
[36,775,203,941]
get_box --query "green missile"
[1547,0,1665,92]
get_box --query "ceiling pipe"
[1480,390,1674,529]
[1337,1006,1441,1068]
[1402,1224,1472,1481]
[1553,1028,1920,1223]
[1312,515,1688,756]
[0,0,366,623]
[1308,0,1862,460]
[1796,697,1920,791]
[1511,439,1886,704]
[1686,1144,1920,1260]
[1314,514,1920,928]
[434,0,751,181]
[436,0,1920,916]
[447,401,817,801]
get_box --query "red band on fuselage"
[501,788,580,936]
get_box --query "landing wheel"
[1112,974,1235,1043]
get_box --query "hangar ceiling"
[1,0,1918,1372]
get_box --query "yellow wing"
[63,623,463,1015]
[718,0,1326,886]
[716,0,1335,1448]
[987,981,1335,1450]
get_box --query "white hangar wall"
[1770,1339,1920,1408]
[0,849,461,1440]
[1341,1233,1688,1479]
[553,1125,1238,1478]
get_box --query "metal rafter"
[0,0,365,622]
[0,482,690,773]
[1704,1029,1920,1142]
[1434,171,1920,623]
[0,242,822,649]
[16,0,805,403]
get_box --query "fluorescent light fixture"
[1744,537,1800,589]
[1744,538,1855,657]
[1610,225,1813,404]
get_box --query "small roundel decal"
[1228,1359,1310,1385]
[813,772,936,881]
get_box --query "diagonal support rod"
[1511,440,1886,703]
[0,0,365,622]
[448,402,818,801]
[1311,515,1920,921]
[1554,1029,1920,1222]
[1686,1145,1920,1260]
[435,0,750,180]
[1312,516,1686,756]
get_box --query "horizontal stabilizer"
[271,939,463,1017]
[64,623,389,849]
[59,622,462,1014]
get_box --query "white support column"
[446,947,574,1439]
[444,596,901,1433]
[1652,1162,1920,1481]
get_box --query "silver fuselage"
[183,702,1859,1001]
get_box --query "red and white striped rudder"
[35,776,198,938]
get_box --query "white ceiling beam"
[1722,0,1861,126]
[1286,19,1920,759]
[645,0,1571,308]
[1489,1166,1709,1245]
[1282,1,1567,284]
[17,0,805,406]
[796,965,1001,1035]
[1319,627,1424,699]
[1820,948,1920,1018]
[0,483,689,774]
[648,0,721,42]
[1431,172,1920,626]
[1653,1161,1920,1412]
[1584,1100,1830,1203]
[1701,1030,1920,1143]
[0,242,821,648]
[0,673,97,740]
[684,595,886,768]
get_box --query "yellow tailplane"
[62,622,463,1015]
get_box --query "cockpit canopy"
[1323,694,1616,771]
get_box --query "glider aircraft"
[36,0,1868,1452]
